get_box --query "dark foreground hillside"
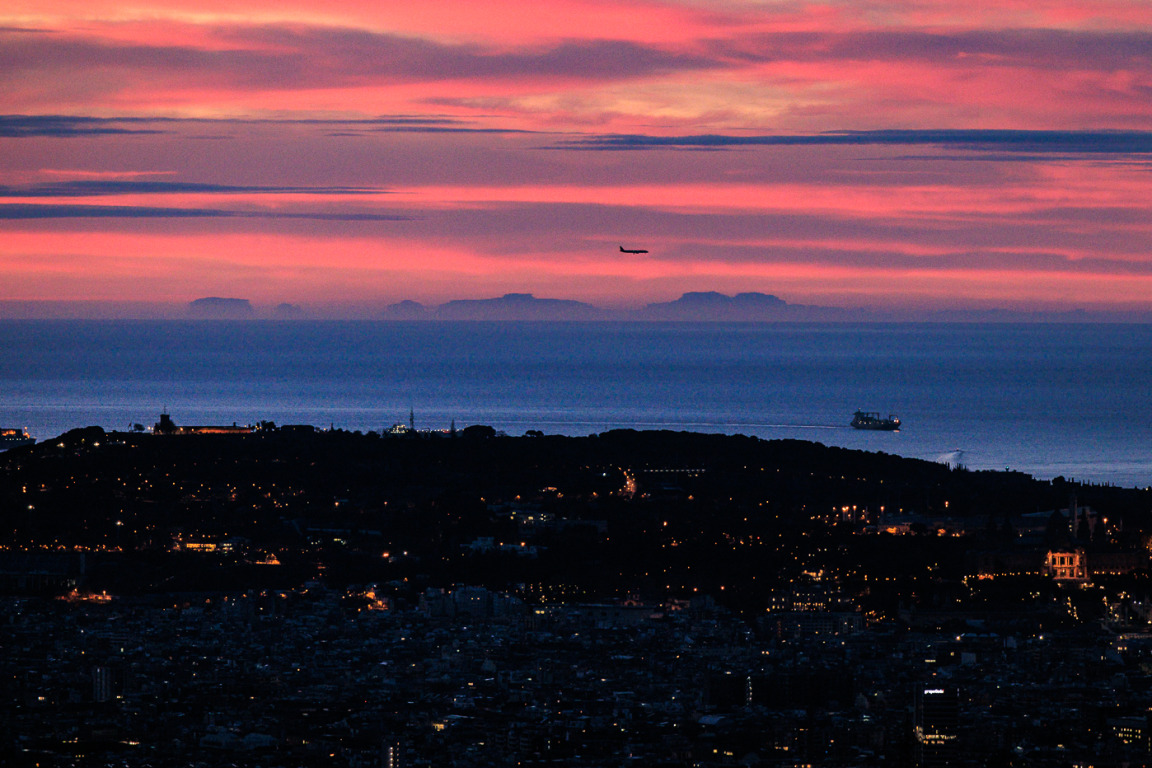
[3,427,1152,767]
[1,426,1150,604]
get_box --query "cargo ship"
[851,411,900,431]
[0,428,35,449]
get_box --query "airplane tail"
[619,245,625,252]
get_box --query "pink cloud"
[2,0,1152,312]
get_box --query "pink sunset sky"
[2,0,1151,316]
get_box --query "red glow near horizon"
[1,0,1151,315]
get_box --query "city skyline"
[3,0,1152,316]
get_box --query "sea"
[1,321,1150,488]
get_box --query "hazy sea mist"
[2,320,1150,488]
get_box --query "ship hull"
[851,411,900,431]
[852,421,900,431]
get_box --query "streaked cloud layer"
[2,0,1151,315]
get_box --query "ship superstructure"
[851,411,900,430]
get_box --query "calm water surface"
[1,321,1149,487]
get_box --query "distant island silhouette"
[641,291,788,321]
[165,294,1152,323]
[384,291,796,321]
[187,297,254,318]
[435,293,612,321]
[381,292,1152,323]
[271,302,306,319]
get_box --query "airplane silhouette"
[619,245,649,254]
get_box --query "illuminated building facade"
[1109,715,1149,752]
[153,412,254,435]
[914,685,959,768]
[1046,549,1088,582]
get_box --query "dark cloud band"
[0,114,505,138]
[0,203,410,221]
[0,115,163,138]
[0,181,387,197]
[554,129,1152,153]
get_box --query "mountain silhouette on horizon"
[383,293,611,321]
[383,291,791,321]
[187,297,254,319]
[640,291,787,320]
[379,291,1151,323]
